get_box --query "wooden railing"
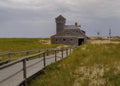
[0,47,73,86]
[0,48,55,65]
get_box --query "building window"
[56,39,58,41]
[71,39,73,41]
[63,39,66,41]
[67,33,69,34]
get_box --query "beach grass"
[29,43,120,86]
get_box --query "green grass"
[0,38,58,52]
[0,38,61,61]
[29,43,120,86]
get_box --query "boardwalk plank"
[0,49,71,86]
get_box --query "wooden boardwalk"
[0,48,72,86]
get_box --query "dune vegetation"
[0,38,120,86]
[0,38,58,52]
[29,43,120,86]
[0,38,60,61]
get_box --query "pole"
[23,59,27,86]
[55,50,57,62]
[66,49,68,56]
[8,53,11,62]
[61,50,63,59]
[26,52,29,56]
[43,53,46,67]
[109,28,111,42]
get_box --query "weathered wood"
[0,47,72,86]
[38,51,41,58]
[7,53,11,62]
[23,59,27,86]
[61,50,63,59]
[0,51,10,56]
[55,50,57,62]
[43,53,46,67]
[0,48,54,62]
[0,59,9,65]
[0,52,44,70]
[26,52,29,56]
[46,50,49,56]
[70,48,72,54]
[66,49,68,56]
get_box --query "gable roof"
[52,29,86,38]
[55,15,66,20]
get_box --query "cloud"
[1,0,120,18]
[0,0,52,9]
[0,0,120,37]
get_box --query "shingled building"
[51,15,88,46]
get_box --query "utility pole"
[109,28,111,41]
[97,32,100,38]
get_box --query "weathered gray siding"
[51,15,88,46]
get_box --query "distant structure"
[109,28,111,41]
[51,15,88,46]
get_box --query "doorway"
[78,38,84,45]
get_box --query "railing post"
[46,50,49,56]
[43,53,46,67]
[61,50,63,59]
[26,52,29,56]
[55,50,57,62]
[38,51,41,58]
[70,48,72,54]
[66,49,68,56]
[23,59,27,86]
[8,53,11,62]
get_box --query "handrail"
[0,47,72,86]
[0,52,45,70]
[0,47,71,69]
[0,48,56,65]
[0,48,54,56]
[0,51,11,56]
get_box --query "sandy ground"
[39,40,51,44]
[39,39,120,45]
[73,62,120,86]
[90,40,120,44]
[73,39,120,86]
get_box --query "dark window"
[71,39,73,41]
[76,30,78,32]
[56,39,58,41]
[63,39,66,41]
[67,33,69,34]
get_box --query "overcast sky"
[0,0,120,38]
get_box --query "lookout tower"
[55,15,66,34]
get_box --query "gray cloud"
[0,0,120,37]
